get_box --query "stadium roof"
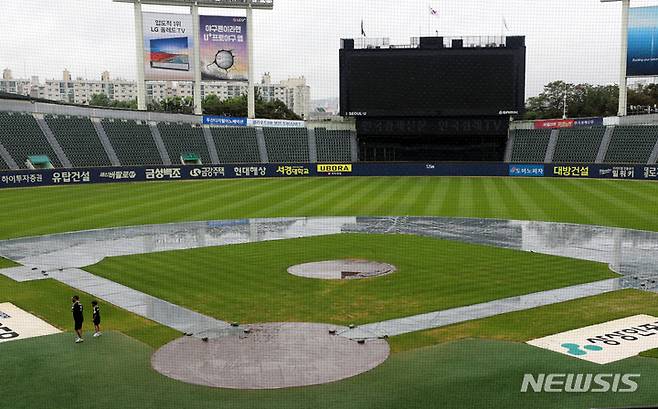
[113,0,273,9]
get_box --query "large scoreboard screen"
[339,40,526,118]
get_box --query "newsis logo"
[521,373,640,393]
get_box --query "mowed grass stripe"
[480,177,506,216]
[440,177,463,216]
[422,176,452,215]
[568,179,656,227]
[494,178,529,220]
[533,178,598,225]
[389,177,430,215]
[299,177,375,215]
[502,178,551,221]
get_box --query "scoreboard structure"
[339,36,527,162]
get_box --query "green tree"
[200,93,302,120]
[89,93,110,107]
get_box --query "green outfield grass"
[1,177,658,239]
[0,275,179,348]
[5,331,658,409]
[84,234,616,325]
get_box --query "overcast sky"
[2,0,658,100]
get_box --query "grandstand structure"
[5,96,658,169]
[0,99,357,170]
[506,122,658,165]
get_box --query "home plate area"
[151,323,390,389]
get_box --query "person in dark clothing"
[91,300,101,337]
[71,295,84,343]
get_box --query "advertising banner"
[509,164,544,177]
[142,12,195,81]
[202,116,248,126]
[200,16,248,81]
[248,118,306,128]
[628,6,658,77]
[0,302,61,344]
[528,315,658,364]
[534,118,603,129]
[1,163,658,190]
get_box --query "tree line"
[89,92,301,120]
[525,80,658,119]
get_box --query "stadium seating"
[158,122,212,165]
[315,129,353,162]
[0,112,62,168]
[45,115,111,167]
[604,126,658,164]
[552,127,605,163]
[101,119,162,166]
[263,128,310,163]
[0,155,10,170]
[210,127,261,163]
[509,129,552,163]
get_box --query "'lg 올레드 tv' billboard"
[628,6,658,77]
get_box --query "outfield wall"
[0,163,656,189]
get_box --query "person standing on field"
[91,300,101,337]
[71,295,84,343]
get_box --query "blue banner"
[202,116,248,126]
[628,6,658,77]
[509,164,544,177]
[573,117,604,128]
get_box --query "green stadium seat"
[553,127,605,163]
[510,129,551,163]
[211,127,261,163]
[604,126,658,164]
[158,122,212,165]
[263,128,310,163]
[0,111,63,169]
[315,129,353,162]
[45,115,111,167]
[101,119,162,166]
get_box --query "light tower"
[601,0,630,117]
[113,0,273,118]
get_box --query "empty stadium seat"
[510,129,551,163]
[552,127,605,163]
[101,119,162,166]
[263,128,310,163]
[0,155,10,170]
[315,129,353,162]
[211,127,261,163]
[0,112,62,169]
[158,122,212,165]
[604,126,658,164]
[45,115,111,167]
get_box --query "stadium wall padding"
[0,163,656,189]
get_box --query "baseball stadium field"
[3,176,658,409]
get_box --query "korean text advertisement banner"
[142,12,195,81]
[628,6,658,77]
[200,16,248,81]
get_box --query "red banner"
[534,119,575,129]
